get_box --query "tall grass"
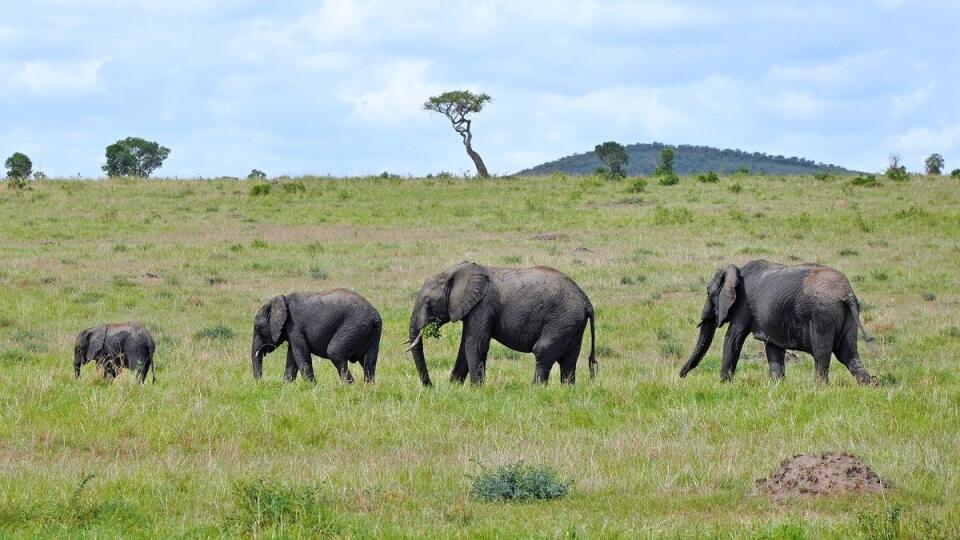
[0,174,958,537]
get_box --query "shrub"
[309,267,329,280]
[951,168,960,179]
[248,169,267,180]
[886,167,909,182]
[653,206,693,225]
[471,462,571,502]
[657,173,679,186]
[249,183,271,196]
[856,503,902,540]
[848,174,880,187]
[194,325,235,340]
[697,171,720,183]
[728,182,742,193]
[813,171,832,181]
[228,479,340,537]
[281,181,306,193]
[627,178,647,193]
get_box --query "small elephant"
[679,260,874,384]
[407,261,597,386]
[251,289,382,383]
[74,323,156,383]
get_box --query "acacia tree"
[925,153,944,175]
[655,148,675,175]
[594,141,628,178]
[5,152,33,181]
[423,90,491,178]
[102,137,171,178]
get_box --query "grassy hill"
[517,142,855,176]
[0,174,958,537]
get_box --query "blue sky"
[1,0,957,177]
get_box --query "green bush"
[5,152,33,187]
[848,174,880,187]
[728,182,742,193]
[886,167,909,182]
[657,173,679,186]
[228,479,340,537]
[627,178,647,193]
[471,462,571,502]
[248,169,267,180]
[813,171,832,181]
[249,183,271,196]
[194,325,235,340]
[697,171,720,183]
[281,181,306,193]
[950,168,960,179]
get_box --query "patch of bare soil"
[755,452,887,498]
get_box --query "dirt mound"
[755,452,887,498]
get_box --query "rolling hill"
[516,142,854,176]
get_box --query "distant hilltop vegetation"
[516,142,855,176]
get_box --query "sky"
[1,0,958,178]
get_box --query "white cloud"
[888,124,960,153]
[10,58,107,94]
[769,52,886,86]
[539,85,684,134]
[0,25,17,41]
[340,59,443,123]
[891,83,934,115]
[763,90,829,119]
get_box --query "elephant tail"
[846,294,873,342]
[149,342,157,384]
[587,309,597,378]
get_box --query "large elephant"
[74,323,156,383]
[407,262,597,386]
[679,260,874,384]
[251,289,382,383]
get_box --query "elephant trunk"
[408,306,433,387]
[251,334,264,380]
[679,320,717,378]
[73,349,83,379]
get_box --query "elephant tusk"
[404,331,424,352]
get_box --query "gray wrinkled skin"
[74,323,156,383]
[408,261,596,386]
[251,289,382,384]
[679,259,874,384]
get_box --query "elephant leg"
[462,319,491,385]
[532,336,565,385]
[287,335,315,383]
[720,325,748,381]
[811,333,833,384]
[558,340,583,384]
[764,342,786,381]
[283,347,299,382]
[450,339,468,384]
[362,336,379,383]
[835,332,874,385]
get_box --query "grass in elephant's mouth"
[0,174,958,537]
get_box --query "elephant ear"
[446,262,489,322]
[268,295,288,343]
[717,264,740,324]
[85,325,107,362]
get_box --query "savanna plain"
[0,173,958,538]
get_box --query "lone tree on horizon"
[103,137,170,178]
[925,153,944,175]
[423,90,491,178]
[594,141,628,178]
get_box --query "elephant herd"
[73,259,876,386]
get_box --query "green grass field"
[1,173,958,538]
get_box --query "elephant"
[74,323,156,383]
[406,261,597,386]
[678,260,875,384]
[251,289,382,383]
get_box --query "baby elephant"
[251,289,382,383]
[679,260,874,384]
[74,323,156,383]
